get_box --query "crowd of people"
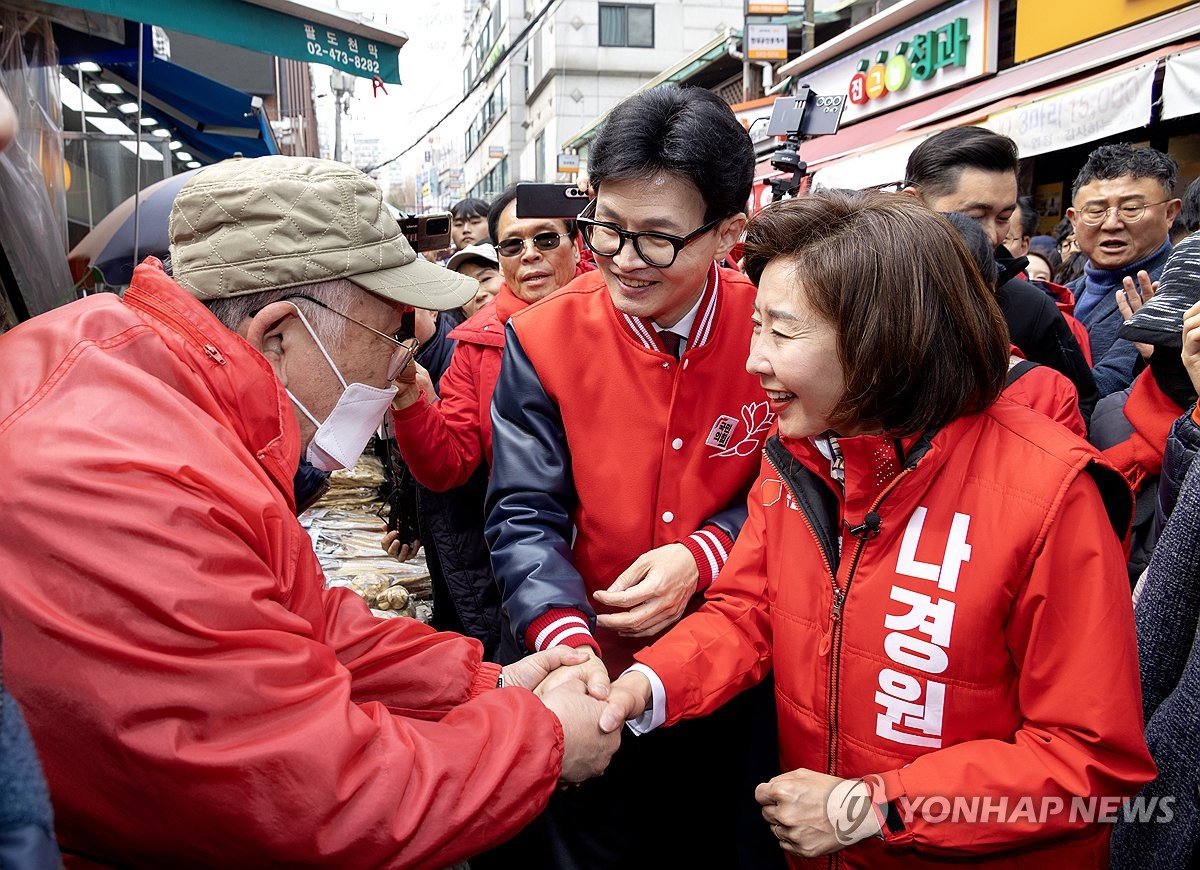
[2,75,1200,870]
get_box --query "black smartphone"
[398,212,452,252]
[515,182,590,218]
[395,310,416,343]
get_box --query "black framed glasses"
[1075,199,1175,227]
[576,199,724,268]
[283,294,419,381]
[494,232,571,258]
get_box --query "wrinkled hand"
[757,769,879,859]
[500,646,592,691]
[598,671,652,734]
[532,646,610,701]
[390,357,429,412]
[381,529,421,562]
[540,681,621,783]
[1116,270,1158,361]
[593,543,699,637]
[1182,300,1200,397]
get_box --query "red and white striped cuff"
[525,608,601,656]
[681,525,735,592]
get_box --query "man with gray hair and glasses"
[0,156,618,867]
[1067,142,1182,397]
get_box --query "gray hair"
[203,279,358,345]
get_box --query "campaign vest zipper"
[765,435,923,867]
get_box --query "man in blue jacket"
[1066,143,1181,398]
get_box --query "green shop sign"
[46,0,402,83]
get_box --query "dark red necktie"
[660,330,682,359]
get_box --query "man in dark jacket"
[904,127,1099,421]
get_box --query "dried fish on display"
[302,450,432,623]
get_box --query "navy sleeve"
[485,324,593,652]
[1155,406,1200,535]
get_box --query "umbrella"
[68,168,201,286]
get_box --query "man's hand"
[593,543,699,637]
[757,769,879,859]
[381,529,420,562]
[390,359,430,412]
[500,646,591,691]
[1116,269,1158,361]
[531,646,610,701]
[598,671,652,733]
[1182,300,1200,397]
[539,681,621,783]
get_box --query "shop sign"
[747,2,789,14]
[1163,45,1200,122]
[982,63,1155,158]
[747,24,788,60]
[799,0,997,126]
[56,0,401,83]
[488,145,506,159]
[557,153,581,173]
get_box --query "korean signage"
[557,153,581,173]
[58,0,402,83]
[747,24,788,60]
[488,145,506,159]
[799,0,998,126]
[747,2,789,14]
[302,22,391,80]
[982,63,1155,158]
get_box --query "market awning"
[42,0,406,82]
[54,19,277,165]
[102,55,277,162]
[1163,44,1200,121]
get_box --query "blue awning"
[55,20,276,163]
[102,56,277,162]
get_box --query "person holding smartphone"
[386,184,591,656]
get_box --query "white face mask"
[285,304,398,472]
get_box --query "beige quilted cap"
[168,156,476,310]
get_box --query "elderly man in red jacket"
[0,156,618,868]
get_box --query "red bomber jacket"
[637,398,1154,869]
[0,261,564,868]
[486,263,770,675]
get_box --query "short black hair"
[1181,177,1200,234]
[941,212,999,289]
[450,197,490,220]
[1070,143,1178,201]
[487,183,577,244]
[1014,196,1037,238]
[904,127,1019,200]
[587,87,754,222]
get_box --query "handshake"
[499,647,653,783]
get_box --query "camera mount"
[763,86,847,202]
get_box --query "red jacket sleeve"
[391,343,486,492]
[872,473,1155,854]
[635,467,775,721]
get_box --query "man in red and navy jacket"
[484,88,782,868]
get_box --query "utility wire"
[361,0,563,173]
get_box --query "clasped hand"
[500,647,619,783]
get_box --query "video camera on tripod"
[765,86,848,201]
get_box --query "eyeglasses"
[576,200,724,269]
[1059,236,1079,254]
[283,294,419,381]
[494,232,571,258]
[1075,199,1174,227]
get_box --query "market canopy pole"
[41,0,406,83]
